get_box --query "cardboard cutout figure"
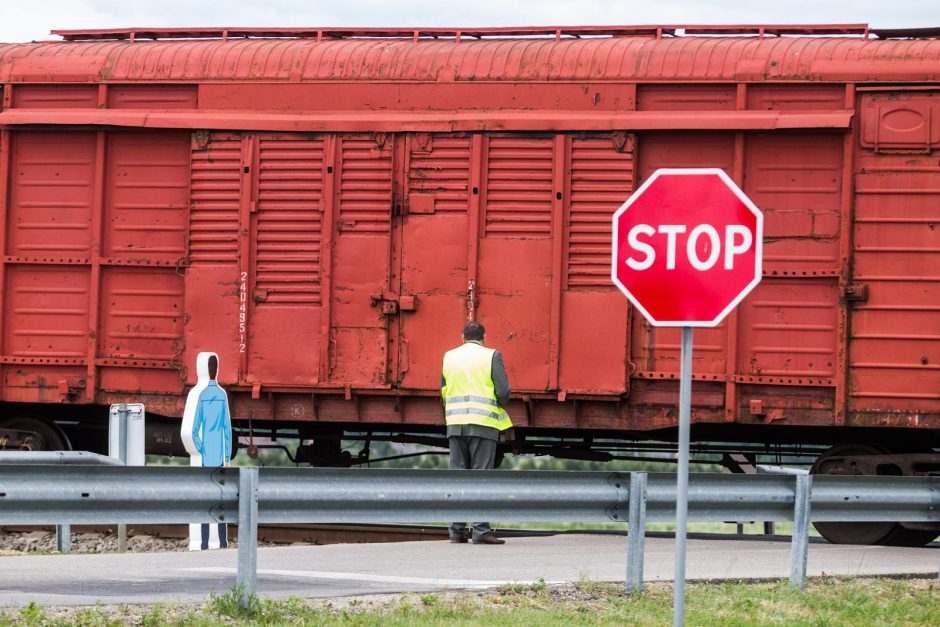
[181,352,232,550]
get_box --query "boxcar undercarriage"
[3,400,939,546]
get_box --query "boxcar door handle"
[370,293,418,314]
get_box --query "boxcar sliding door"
[633,129,842,427]
[394,132,634,405]
[395,134,474,390]
[186,132,395,391]
[247,134,326,386]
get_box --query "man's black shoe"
[449,535,469,543]
[471,534,505,545]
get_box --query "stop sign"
[611,168,763,327]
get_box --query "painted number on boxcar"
[239,271,248,352]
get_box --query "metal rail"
[0,451,122,466]
[1,466,938,608]
[50,24,876,43]
[0,451,122,552]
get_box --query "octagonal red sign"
[611,168,763,327]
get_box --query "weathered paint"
[0,30,937,84]
[0,28,937,444]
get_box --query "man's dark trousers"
[448,435,497,540]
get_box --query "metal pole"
[626,471,648,595]
[56,524,71,554]
[789,474,812,588]
[117,404,128,553]
[237,467,259,608]
[673,326,693,627]
[117,403,128,464]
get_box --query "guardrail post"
[56,524,71,554]
[626,471,648,595]
[789,474,812,588]
[237,466,259,608]
[117,403,128,554]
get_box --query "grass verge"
[0,577,936,626]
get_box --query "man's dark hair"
[463,321,485,342]
[208,355,219,381]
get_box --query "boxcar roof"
[0,33,939,83]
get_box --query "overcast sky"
[2,1,939,43]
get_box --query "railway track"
[5,524,863,557]
[1,523,457,545]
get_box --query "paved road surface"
[0,535,937,607]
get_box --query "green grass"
[1,577,936,626]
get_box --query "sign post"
[611,168,762,626]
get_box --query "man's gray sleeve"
[491,351,511,407]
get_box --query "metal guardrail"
[0,451,123,552]
[0,466,938,607]
[0,451,123,466]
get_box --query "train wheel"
[0,417,69,451]
[875,524,939,547]
[810,442,898,545]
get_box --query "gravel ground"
[0,528,191,554]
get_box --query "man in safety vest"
[441,321,512,544]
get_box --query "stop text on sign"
[611,168,763,327]
[625,224,754,271]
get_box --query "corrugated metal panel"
[104,132,190,261]
[8,131,95,257]
[107,85,197,109]
[739,132,842,382]
[407,135,471,214]
[852,146,940,409]
[12,85,97,108]
[4,266,89,358]
[3,37,939,83]
[255,135,324,305]
[98,268,184,360]
[484,136,553,237]
[739,280,838,378]
[338,136,391,233]
[567,136,634,288]
[746,133,843,275]
[189,134,240,265]
[631,133,735,376]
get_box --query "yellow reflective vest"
[441,342,512,431]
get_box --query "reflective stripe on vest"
[441,342,512,431]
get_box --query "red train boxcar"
[0,25,938,544]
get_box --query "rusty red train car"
[0,24,938,543]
